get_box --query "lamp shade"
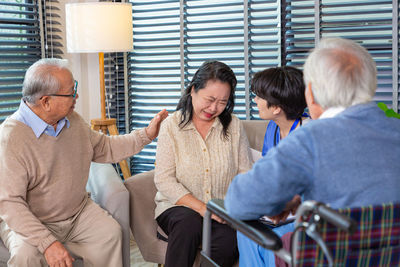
[65,2,133,53]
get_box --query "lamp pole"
[99,52,106,120]
[65,2,133,179]
[90,52,131,179]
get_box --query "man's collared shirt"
[10,100,70,138]
[319,106,345,119]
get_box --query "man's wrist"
[145,127,152,140]
[38,234,58,254]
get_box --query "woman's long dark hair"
[176,61,237,138]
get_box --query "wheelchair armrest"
[207,199,282,251]
[316,204,357,234]
[297,201,357,234]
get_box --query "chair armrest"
[86,162,130,267]
[205,199,282,251]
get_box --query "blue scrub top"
[262,116,304,156]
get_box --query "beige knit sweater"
[0,111,151,253]
[154,111,252,218]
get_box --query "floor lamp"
[65,2,133,179]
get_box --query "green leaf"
[377,102,388,112]
[385,109,400,119]
[377,102,400,119]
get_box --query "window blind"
[320,0,396,109]
[128,0,399,174]
[41,0,63,59]
[0,0,41,124]
[285,0,399,111]
[284,0,315,68]
[105,53,127,134]
[103,52,127,177]
[128,0,280,173]
[248,0,280,119]
[128,0,181,173]
[0,0,63,124]
[184,0,246,118]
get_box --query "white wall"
[60,0,101,123]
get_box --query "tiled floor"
[130,238,158,267]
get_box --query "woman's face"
[191,79,231,123]
[254,95,276,120]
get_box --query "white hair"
[303,38,377,108]
[22,58,71,104]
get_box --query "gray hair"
[303,38,377,109]
[22,58,71,104]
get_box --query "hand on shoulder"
[145,109,169,140]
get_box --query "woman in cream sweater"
[154,61,251,267]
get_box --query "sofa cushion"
[241,120,268,151]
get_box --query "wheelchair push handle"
[316,204,357,234]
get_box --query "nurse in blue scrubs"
[238,66,309,267]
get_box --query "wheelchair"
[201,199,400,267]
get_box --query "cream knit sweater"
[154,111,252,218]
[0,111,151,253]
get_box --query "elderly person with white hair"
[225,37,400,230]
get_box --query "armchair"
[0,162,130,267]
[86,162,130,267]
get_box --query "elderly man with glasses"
[0,58,168,267]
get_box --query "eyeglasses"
[46,80,78,98]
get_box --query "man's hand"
[44,241,74,267]
[269,195,301,224]
[145,109,168,140]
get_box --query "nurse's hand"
[270,195,301,224]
